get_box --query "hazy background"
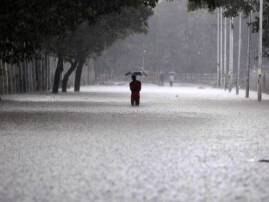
[94,0,256,78]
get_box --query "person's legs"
[135,97,140,106]
[131,96,135,106]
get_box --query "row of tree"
[188,0,268,101]
[0,0,158,94]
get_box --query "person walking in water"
[129,75,142,106]
[169,74,175,87]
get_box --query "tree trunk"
[236,12,242,95]
[217,9,220,87]
[0,61,4,96]
[47,57,51,90]
[224,17,228,90]
[19,63,23,93]
[62,60,78,92]
[24,61,28,92]
[52,55,64,94]
[45,55,49,91]
[74,59,85,92]
[228,17,234,92]
[258,0,263,101]
[220,8,223,87]
[246,12,252,98]
[35,59,40,91]
[4,63,9,94]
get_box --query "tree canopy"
[57,5,154,92]
[188,0,269,55]
[187,0,255,16]
[0,0,158,63]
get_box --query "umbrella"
[169,71,176,75]
[125,71,147,77]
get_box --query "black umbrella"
[169,71,176,75]
[125,71,147,77]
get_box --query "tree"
[217,8,220,86]
[188,0,259,96]
[0,0,92,63]
[0,0,158,94]
[223,16,228,90]
[236,12,242,95]
[0,0,158,63]
[220,8,223,87]
[246,11,253,98]
[258,0,263,101]
[188,0,254,15]
[56,6,154,92]
[228,17,234,92]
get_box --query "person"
[169,74,175,87]
[129,75,142,106]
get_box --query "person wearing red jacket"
[129,75,142,106]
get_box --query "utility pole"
[246,11,252,98]
[236,12,242,95]
[258,0,263,101]
[224,16,228,90]
[229,17,234,92]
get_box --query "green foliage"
[260,1,269,56]
[187,0,269,55]
[0,0,158,64]
[45,5,154,64]
[188,0,255,16]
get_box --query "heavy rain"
[1,0,269,201]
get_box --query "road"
[1,84,269,202]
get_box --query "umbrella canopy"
[169,71,176,75]
[125,71,147,77]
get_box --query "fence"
[94,72,218,86]
[0,57,96,95]
[0,57,52,95]
[176,73,217,85]
[8,63,269,95]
